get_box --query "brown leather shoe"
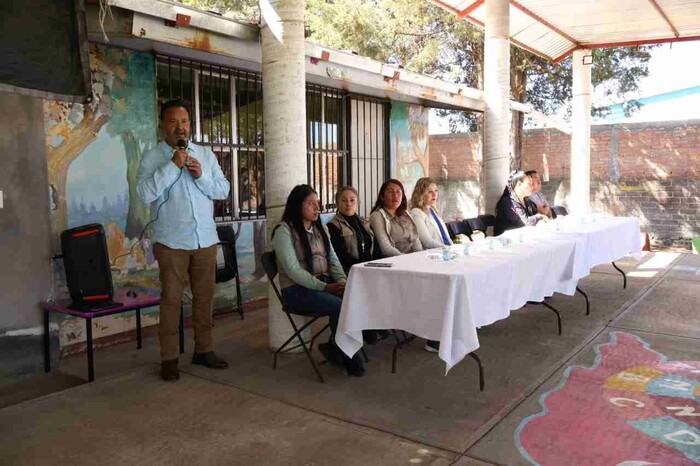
[160,358,179,381]
[191,351,228,369]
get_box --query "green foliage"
[180,0,653,127]
[180,0,259,23]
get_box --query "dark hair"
[508,170,529,190]
[371,179,408,216]
[524,170,538,177]
[274,184,331,272]
[159,99,191,121]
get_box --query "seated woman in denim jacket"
[271,184,365,377]
[409,177,453,249]
[369,179,423,256]
[494,171,548,236]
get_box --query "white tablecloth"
[512,215,644,281]
[336,215,643,373]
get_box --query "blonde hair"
[410,177,436,210]
[335,186,359,208]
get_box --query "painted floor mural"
[516,332,699,465]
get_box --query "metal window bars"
[156,55,391,222]
[156,55,264,222]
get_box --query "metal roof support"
[648,0,680,38]
[483,0,511,214]
[509,0,580,48]
[570,49,593,214]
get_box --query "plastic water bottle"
[442,247,451,261]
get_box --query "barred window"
[156,56,264,222]
[156,54,390,222]
[306,84,347,212]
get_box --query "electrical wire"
[110,168,183,267]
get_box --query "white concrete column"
[260,0,309,350]
[483,0,511,214]
[570,49,592,214]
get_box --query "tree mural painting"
[408,104,429,176]
[392,102,429,198]
[45,56,111,242]
[105,48,156,240]
[44,45,156,268]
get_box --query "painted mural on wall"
[44,44,156,282]
[390,102,429,199]
[43,44,267,349]
[516,332,699,465]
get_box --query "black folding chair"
[262,251,331,383]
[215,226,244,319]
[446,220,473,241]
[551,205,569,216]
[465,217,488,238]
[477,214,496,236]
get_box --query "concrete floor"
[1,252,697,465]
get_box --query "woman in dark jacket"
[494,171,548,236]
[327,186,379,274]
[327,186,388,344]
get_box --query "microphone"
[176,139,188,150]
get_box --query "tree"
[181,0,653,169]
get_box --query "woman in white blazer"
[409,177,453,249]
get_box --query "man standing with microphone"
[137,99,230,381]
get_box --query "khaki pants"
[153,243,217,361]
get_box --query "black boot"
[318,341,344,366]
[343,354,366,377]
[160,358,179,381]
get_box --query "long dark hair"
[273,184,331,271]
[371,179,408,217]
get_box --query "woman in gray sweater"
[369,179,422,257]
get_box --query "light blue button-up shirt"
[137,141,230,250]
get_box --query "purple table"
[41,289,182,381]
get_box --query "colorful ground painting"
[516,332,699,465]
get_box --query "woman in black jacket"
[494,171,548,236]
[327,186,387,344]
[327,186,379,274]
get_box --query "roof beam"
[427,0,460,15]
[552,45,579,64]
[585,35,700,49]
[648,0,680,38]
[467,16,553,61]
[458,0,484,19]
[510,0,580,47]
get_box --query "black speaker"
[60,223,116,310]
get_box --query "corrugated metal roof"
[431,0,700,61]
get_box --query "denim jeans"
[281,275,341,336]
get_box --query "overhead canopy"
[430,0,700,62]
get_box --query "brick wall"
[429,119,700,247]
[430,133,481,181]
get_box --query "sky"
[430,40,700,134]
